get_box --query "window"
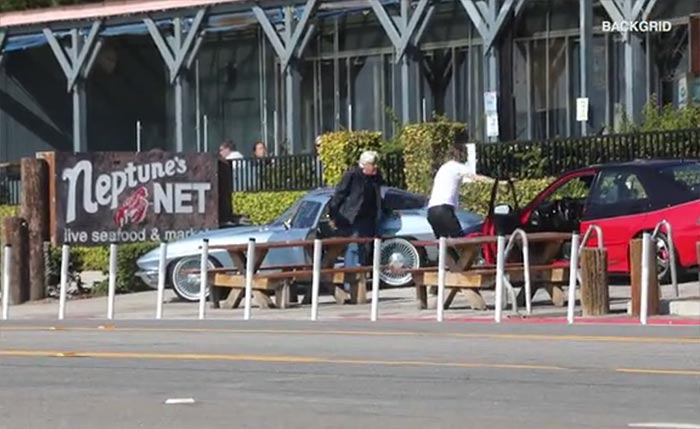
[544,175,595,203]
[383,191,427,210]
[271,200,301,226]
[290,201,321,229]
[658,163,700,195]
[591,171,648,205]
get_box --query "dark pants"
[337,217,376,290]
[427,204,463,238]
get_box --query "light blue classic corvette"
[135,186,483,301]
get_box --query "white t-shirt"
[427,160,474,208]
[226,151,244,167]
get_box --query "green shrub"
[400,119,467,195]
[47,242,157,293]
[90,243,159,295]
[232,191,307,225]
[625,94,700,132]
[317,130,383,186]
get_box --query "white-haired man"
[329,151,384,288]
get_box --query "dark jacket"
[329,166,384,227]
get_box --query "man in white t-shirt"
[219,140,244,161]
[427,146,492,238]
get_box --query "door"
[521,172,596,234]
[267,199,324,267]
[581,168,652,273]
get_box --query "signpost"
[40,151,232,246]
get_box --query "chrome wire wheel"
[379,238,421,287]
[655,233,671,283]
[171,256,216,302]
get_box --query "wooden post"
[20,158,49,301]
[2,217,29,305]
[630,238,659,316]
[580,248,609,316]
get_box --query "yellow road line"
[1,326,700,345]
[2,349,698,377]
[0,349,566,371]
[616,368,700,377]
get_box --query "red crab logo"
[114,186,149,227]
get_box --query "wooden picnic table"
[410,232,572,310]
[207,237,376,309]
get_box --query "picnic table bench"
[204,237,377,309]
[405,232,573,310]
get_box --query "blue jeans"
[338,217,376,290]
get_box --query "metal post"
[72,82,87,152]
[136,120,142,152]
[196,58,201,152]
[494,235,506,323]
[567,233,581,324]
[244,238,256,320]
[401,57,410,123]
[199,239,209,320]
[580,0,593,136]
[437,237,447,322]
[640,232,651,325]
[58,244,70,320]
[311,238,322,321]
[175,75,184,152]
[107,243,118,320]
[285,67,294,152]
[156,242,167,319]
[203,114,209,153]
[371,238,381,322]
[2,245,11,320]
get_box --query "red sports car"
[475,159,700,282]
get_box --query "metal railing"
[651,220,678,296]
[502,228,532,316]
[476,127,700,179]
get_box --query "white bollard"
[199,239,209,320]
[156,242,168,319]
[58,244,70,320]
[310,239,322,321]
[640,232,651,325]
[107,243,118,320]
[437,237,447,322]
[2,245,11,320]
[494,235,506,323]
[566,233,581,325]
[370,238,381,322]
[521,235,532,315]
[243,238,255,321]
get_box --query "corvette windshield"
[269,200,301,226]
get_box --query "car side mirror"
[494,204,513,215]
[283,219,292,230]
